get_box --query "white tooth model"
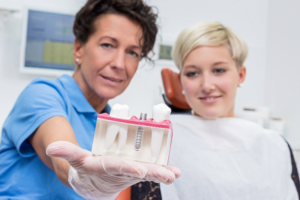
[151,103,171,163]
[92,103,173,166]
[103,104,129,155]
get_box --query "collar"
[58,74,108,114]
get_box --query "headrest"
[161,68,191,110]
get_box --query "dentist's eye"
[185,71,199,77]
[101,43,112,49]
[213,68,226,74]
[129,51,139,58]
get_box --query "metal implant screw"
[134,113,147,151]
[135,126,143,150]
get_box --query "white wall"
[0,0,271,137]
[265,0,300,141]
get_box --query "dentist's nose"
[111,49,125,70]
[201,73,215,93]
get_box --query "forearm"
[51,157,72,187]
[28,116,79,188]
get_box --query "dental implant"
[134,113,147,151]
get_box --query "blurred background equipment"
[19,7,76,76]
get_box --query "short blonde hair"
[172,21,248,71]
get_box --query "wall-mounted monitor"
[20,7,76,76]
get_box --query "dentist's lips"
[199,96,221,103]
[100,75,124,86]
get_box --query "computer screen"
[20,8,76,76]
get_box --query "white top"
[161,115,298,200]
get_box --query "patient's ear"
[238,66,246,85]
[177,72,182,86]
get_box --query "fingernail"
[165,172,175,184]
[46,145,63,156]
[159,175,169,183]
[175,173,181,178]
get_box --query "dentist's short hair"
[172,21,248,70]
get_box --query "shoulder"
[229,118,289,153]
[16,76,70,109]
[1,76,71,156]
[23,77,66,97]
[261,128,288,151]
[170,115,287,149]
[223,117,287,147]
[4,76,70,130]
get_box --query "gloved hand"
[46,141,181,200]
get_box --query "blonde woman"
[161,22,299,200]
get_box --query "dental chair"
[161,68,191,114]
[115,187,131,200]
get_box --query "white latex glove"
[46,141,181,200]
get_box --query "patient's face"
[181,45,246,119]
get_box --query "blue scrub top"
[0,74,111,199]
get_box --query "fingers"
[100,157,181,184]
[98,157,180,185]
[46,141,91,167]
[100,156,148,179]
[141,163,177,184]
[47,142,181,186]
[165,166,181,178]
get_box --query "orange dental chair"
[115,187,131,200]
[161,68,191,113]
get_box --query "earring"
[75,58,79,63]
[182,90,185,95]
[238,83,244,88]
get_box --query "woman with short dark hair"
[0,0,180,199]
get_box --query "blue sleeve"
[3,79,69,157]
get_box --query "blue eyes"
[185,68,226,77]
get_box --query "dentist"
[0,0,180,199]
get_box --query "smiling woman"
[181,45,246,119]
[72,13,143,109]
[160,21,300,200]
[0,0,181,199]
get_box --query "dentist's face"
[181,45,246,119]
[74,13,143,99]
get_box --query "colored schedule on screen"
[24,10,76,70]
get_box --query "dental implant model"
[92,103,173,166]
[151,104,171,163]
[102,104,129,155]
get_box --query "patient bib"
[161,115,298,200]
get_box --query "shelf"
[0,6,19,14]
